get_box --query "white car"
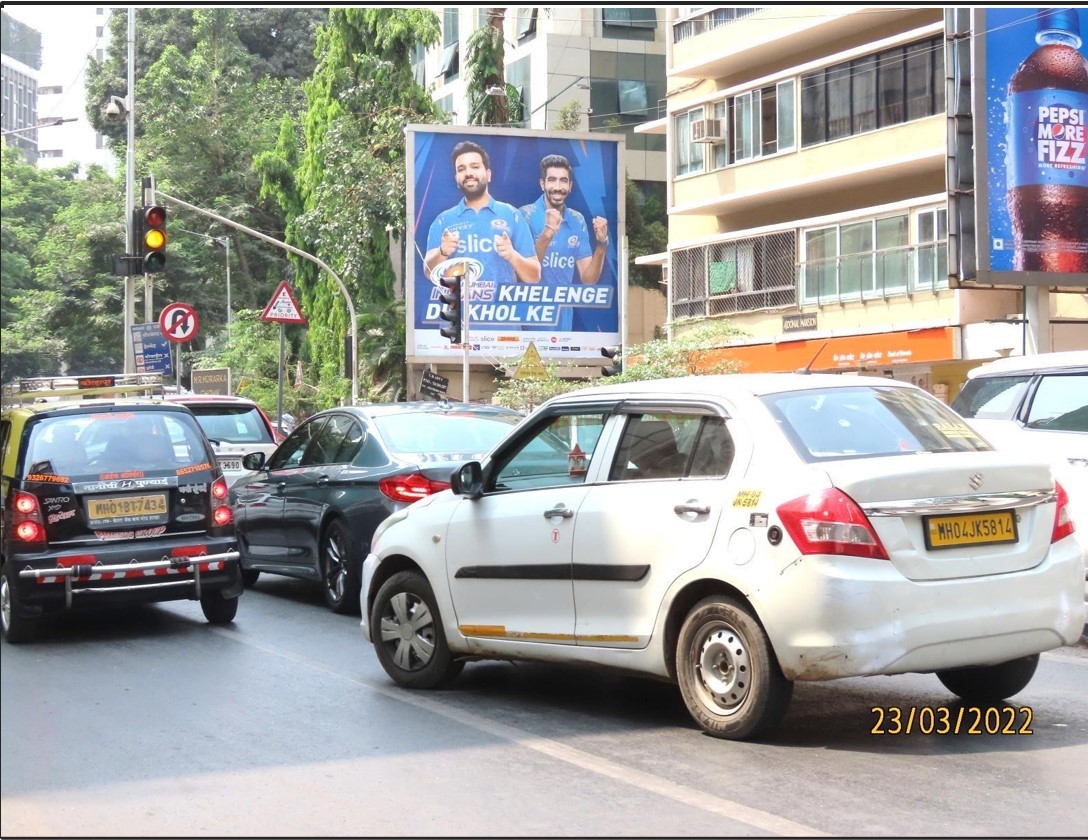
[361,374,1085,741]
[951,351,1088,619]
[166,395,284,487]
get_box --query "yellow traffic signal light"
[139,205,167,272]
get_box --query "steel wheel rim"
[324,530,346,603]
[0,575,10,633]
[692,620,752,715]
[378,590,437,672]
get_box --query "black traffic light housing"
[438,274,463,343]
[137,205,167,273]
[601,344,623,377]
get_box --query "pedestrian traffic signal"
[438,274,463,343]
[601,344,623,377]
[138,205,167,273]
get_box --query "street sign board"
[514,342,548,381]
[420,369,449,398]
[261,281,307,324]
[159,302,199,344]
[191,367,230,395]
[131,323,173,376]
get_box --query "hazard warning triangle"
[261,281,307,324]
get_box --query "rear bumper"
[756,537,1086,681]
[8,537,240,615]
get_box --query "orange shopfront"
[694,326,963,397]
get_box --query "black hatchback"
[230,401,523,613]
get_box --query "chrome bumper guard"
[18,550,241,608]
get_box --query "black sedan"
[230,401,523,614]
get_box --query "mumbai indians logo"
[429,256,484,288]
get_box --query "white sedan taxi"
[361,374,1085,741]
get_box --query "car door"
[234,417,326,566]
[277,413,360,570]
[442,404,614,648]
[571,403,740,648]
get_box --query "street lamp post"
[0,116,78,138]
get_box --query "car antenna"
[795,340,829,374]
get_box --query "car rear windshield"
[764,386,992,462]
[21,410,213,480]
[951,375,1031,420]
[186,405,275,444]
[373,412,520,458]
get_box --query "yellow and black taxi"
[0,374,241,643]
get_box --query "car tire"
[676,596,793,741]
[200,590,239,624]
[935,654,1040,702]
[241,568,260,588]
[321,519,361,615]
[371,570,464,690]
[1,564,38,644]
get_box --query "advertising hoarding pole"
[462,277,470,403]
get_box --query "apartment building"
[1,10,41,163]
[638,6,1086,402]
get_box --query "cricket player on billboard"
[407,126,623,363]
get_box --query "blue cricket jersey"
[427,196,535,285]
[520,195,596,331]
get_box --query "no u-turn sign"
[159,302,199,344]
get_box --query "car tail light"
[11,490,46,543]
[211,477,233,526]
[379,473,451,504]
[1052,481,1075,544]
[777,488,890,560]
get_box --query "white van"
[952,350,1088,622]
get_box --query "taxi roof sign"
[261,281,307,325]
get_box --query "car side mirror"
[242,451,267,471]
[451,461,483,499]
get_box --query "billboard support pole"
[462,277,471,402]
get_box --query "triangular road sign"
[261,281,307,324]
[514,341,548,381]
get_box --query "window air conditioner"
[691,118,723,143]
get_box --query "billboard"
[406,125,625,364]
[974,7,1088,285]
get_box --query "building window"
[439,43,459,79]
[96,26,104,37]
[801,36,943,147]
[800,208,946,303]
[727,79,795,164]
[603,8,657,28]
[38,85,63,95]
[675,108,705,177]
[516,8,537,40]
[618,80,648,117]
[38,149,63,158]
[672,8,758,43]
[441,8,459,81]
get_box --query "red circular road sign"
[159,302,199,344]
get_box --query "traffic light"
[601,344,623,377]
[137,205,167,273]
[438,273,463,343]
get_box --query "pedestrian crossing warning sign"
[261,281,307,324]
[514,342,548,381]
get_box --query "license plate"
[219,459,242,472]
[924,510,1018,550]
[86,493,168,525]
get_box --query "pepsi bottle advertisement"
[984,7,1088,276]
[406,125,624,364]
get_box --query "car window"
[372,412,519,460]
[768,386,991,462]
[268,418,324,470]
[952,375,1031,420]
[491,411,609,492]
[186,404,275,444]
[1025,372,1088,431]
[23,411,209,478]
[302,413,357,466]
[607,412,733,481]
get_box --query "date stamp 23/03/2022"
[870,705,1033,735]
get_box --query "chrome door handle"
[674,502,710,516]
[316,475,330,486]
[544,506,574,519]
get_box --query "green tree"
[466,9,524,126]
[257,8,443,406]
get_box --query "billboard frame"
[405,124,626,368]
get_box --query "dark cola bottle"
[1005,8,1088,273]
